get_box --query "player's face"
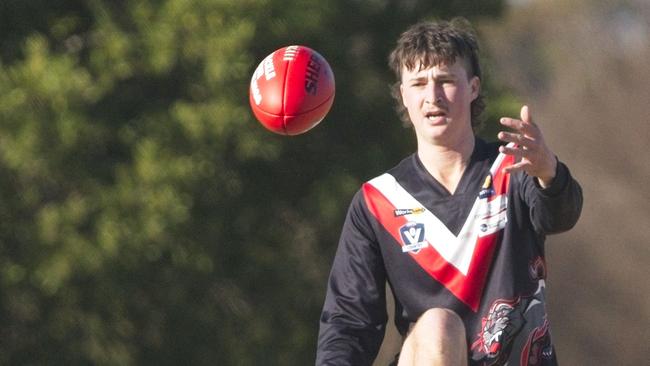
[400,59,480,145]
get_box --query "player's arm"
[316,191,388,366]
[498,105,583,233]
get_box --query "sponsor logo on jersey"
[476,195,508,237]
[399,222,427,253]
[393,207,426,217]
[479,174,495,199]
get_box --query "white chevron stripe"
[368,174,479,274]
[368,148,512,275]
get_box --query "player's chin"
[417,128,448,144]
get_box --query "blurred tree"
[0,0,508,364]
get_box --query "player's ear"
[400,83,407,107]
[470,76,480,101]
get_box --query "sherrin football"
[249,45,335,135]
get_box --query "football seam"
[281,48,291,134]
[252,88,334,117]
[281,91,335,118]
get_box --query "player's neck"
[417,135,475,194]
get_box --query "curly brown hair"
[388,18,485,131]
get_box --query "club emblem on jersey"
[472,272,554,365]
[471,298,525,364]
[399,222,427,253]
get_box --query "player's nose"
[424,82,443,105]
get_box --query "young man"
[316,19,583,366]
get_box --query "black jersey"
[316,139,583,366]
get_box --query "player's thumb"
[521,105,533,125]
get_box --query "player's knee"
[412,308,466,354]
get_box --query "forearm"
[525,161,583,234]
[316,192,388,365]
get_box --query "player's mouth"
[425,110,447,123]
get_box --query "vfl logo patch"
[399,222,427,253]
[394,207,426,217]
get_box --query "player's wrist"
[536,156,558,188]
[536,175,555,188]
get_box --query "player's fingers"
[497,131,534,146]
[499,144,526,158]
[499,117,536,137]
[501,133,542,155]
[501,107,540,137]
[503,160,529,174]
[499,117,520,129]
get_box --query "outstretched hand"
[497,105,557,188]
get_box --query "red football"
[249,45,335,135]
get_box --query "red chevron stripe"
[362,153,514,311]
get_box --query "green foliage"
[0,0,506,364]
